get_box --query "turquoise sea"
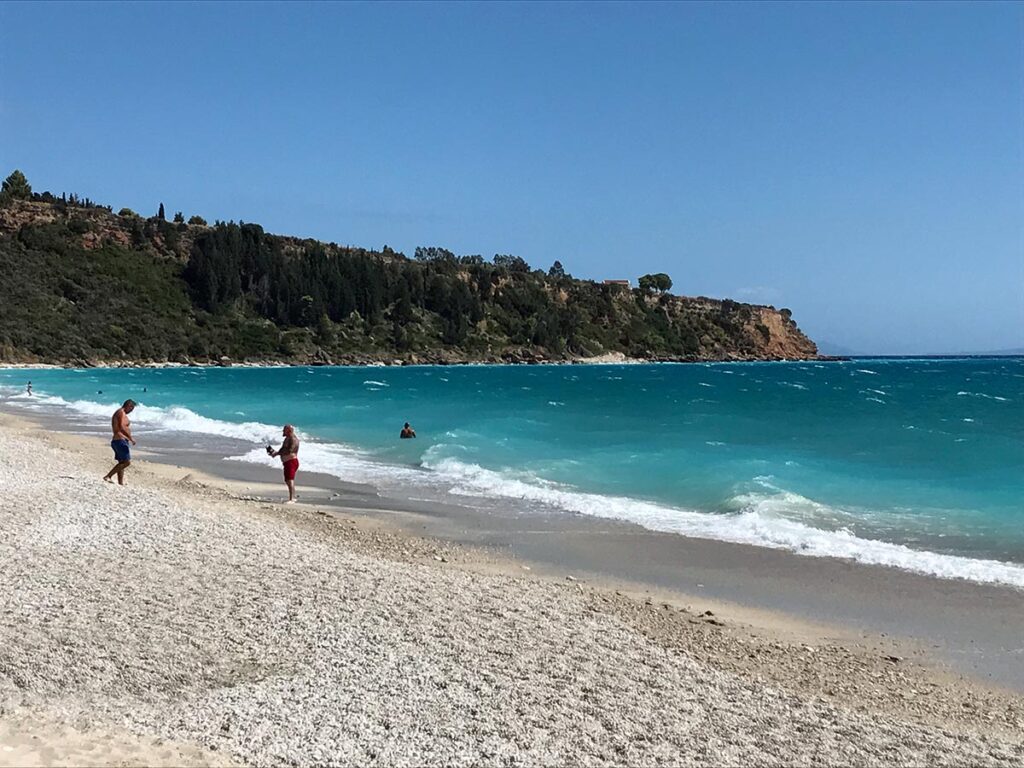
[3,358,1023,587]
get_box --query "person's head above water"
[404,422,410,429]
[123,399,136,413]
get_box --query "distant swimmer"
[25,381,32,396]
[267,424,300,504]
[400,422,416,439]
[103,400,137,485]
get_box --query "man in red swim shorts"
[267,424,300,504]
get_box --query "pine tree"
[158,203,165,220]
[0,170,31,205]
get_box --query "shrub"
[67,217,91,235]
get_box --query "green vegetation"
[1,221,194,361]
[639,273,672,293]
[0,171,817,365]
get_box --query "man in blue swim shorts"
[104,399,137,485]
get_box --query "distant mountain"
[964,347,1024,356]
[0,181,820,366]
[815,340,864,357]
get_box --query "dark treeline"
[31,191,111,211]
[183,223,597,352]
[179,221,786,359]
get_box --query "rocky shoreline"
[1,349,838,369]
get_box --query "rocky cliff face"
[749,306,818,359]
[646,297,818,362]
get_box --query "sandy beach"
[1,411,1023,766]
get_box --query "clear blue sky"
[2,1,1021,354]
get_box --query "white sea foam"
[7,392,285,444]
[420,455,1024,589]
[363,380,389,387]
[227,443,419,489]
[957,391,1009,402]
[855,369,879,375]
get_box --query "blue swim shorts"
[111,439,131,462]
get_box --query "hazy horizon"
[1,2,1021,355]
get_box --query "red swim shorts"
[283,458,299,481]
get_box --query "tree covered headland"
[0,170,818,365]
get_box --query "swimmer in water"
[400,422,416,439]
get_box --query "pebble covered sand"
[1,424,1023,766]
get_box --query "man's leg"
[285,478,296,502]
[104,461,128,483]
